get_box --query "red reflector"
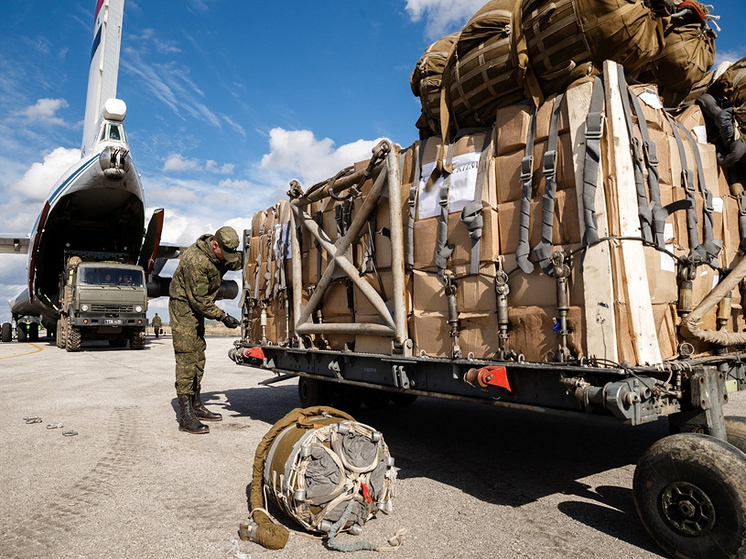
[465,365,512,392]
[243,347,265,360]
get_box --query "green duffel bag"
[522,0,666,96]
[444,0,526,131]
[638,0,717,108]
[411,33,459,138]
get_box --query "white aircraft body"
[0,0,164,334]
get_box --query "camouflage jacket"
[151,315,162,328]
[169,234,241,320]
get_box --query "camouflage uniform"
[169,233,241,397]
[151,313,162,338]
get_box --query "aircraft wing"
[0,236,30,254]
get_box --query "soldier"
[151,312,162,338]
[169,226,242,434]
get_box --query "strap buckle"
[585,112,604,140]
[542,150,557,177]
[642,141,659,167]
[683,169,695,194]
[520,155,534,182]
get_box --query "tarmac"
[1,334,744,559]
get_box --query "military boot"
[178,395,209,434]
[192,389,222,422]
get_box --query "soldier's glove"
[222,314,241,329]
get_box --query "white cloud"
[218,178,251,189]
[14,98,69,126]
[404,0,485,40]
[10,147,81,202]
[162,153,201,172]
[205,160,234,174]
[715,49,746,67]
[259,128,381,185]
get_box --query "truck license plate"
[104,319,123,325]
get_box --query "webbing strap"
[533,92,565,274]
[738,193,746,252]
[516,107,538,274]
[675,120,723,265]
[666,112,705,260]
[582,76,604,246]
[406,142,424,270]
[460,129,494,275]
[315,201,324,285]
[434,141,456,275]
[616,67,654,245]
[627,85,667,250]
[263,209,276,300]
[253,211,269,302]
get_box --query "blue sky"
[1,0,745,324]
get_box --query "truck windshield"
[79,267,144,287]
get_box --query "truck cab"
[58,259,148,351]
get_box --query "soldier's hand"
[222,314,240,329]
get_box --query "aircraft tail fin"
[81,0,125,156]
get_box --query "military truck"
[57,255,148,351]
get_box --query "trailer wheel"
[725,416,746,456]
[390,392,418,406]
[1,322,10,342]
[66,325,81,352]
[633,433,746,559]
[298,377,332,407]
[130,328,145,350]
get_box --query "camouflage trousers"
[169,299,207,396]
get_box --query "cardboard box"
[500,249,585,307]
[353,270,412,317]
[410,310,503,359]
[507,306,584,362]
[412,263,498,313]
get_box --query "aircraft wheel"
[297,377,333,408]
[1,322,11,342]
[725,416,746,455]
[633,433,746,559]
[28,326,38,342]
[56,320,66,349]
[66,325,81,352]
[130,328,145,350]
[17,327,27,343]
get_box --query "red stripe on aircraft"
[94,0,105,23]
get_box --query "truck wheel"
[2,322,12,342]
[298,377,333,407]
[633,433,746,559]
[66,325,81,352]
[130,328,145,350]
[17,327,27,343]
[725,416,746,455]
[56,320,66,349]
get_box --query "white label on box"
[693,125,708,144]
[661,252,675,272]
[664,222,675,242]
[639,89,663,110]
[713,196,724,213]
[418,152,481,219]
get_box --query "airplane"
[0,0,174,342]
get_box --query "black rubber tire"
[130,328,145,350]
[633,433,746,559]
[297,377,333,408]
[56,320,66,349]
[1,322,11,343]
[725,416,746,456]
[389,392,418,406]
[361,387,391,409]
[17,327,27,343]
[66,325,81,352]
[28,326,38,342]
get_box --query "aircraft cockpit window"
[108,124,123,141]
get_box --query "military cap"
[215,226,240,264]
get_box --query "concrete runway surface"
[1,335,744,559]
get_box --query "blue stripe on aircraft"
[90,26,102,61]
[47,154,100,208]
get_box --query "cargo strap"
[582,75,604,246]
[665,112,705,261]
[516,106,538,274]
[253,211,270,305]
[460,128,494,275]
[406,142,424,271]
[315,201,325,285]
[434,141,456,275]
[623,77,667,250]
[674,120,723,266]
[738,193,746,252]
[617,67,656,246]
[533,92,565,274]
[263,209,276,300]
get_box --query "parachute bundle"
[412,0,720,137]
[242,406,400,552]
